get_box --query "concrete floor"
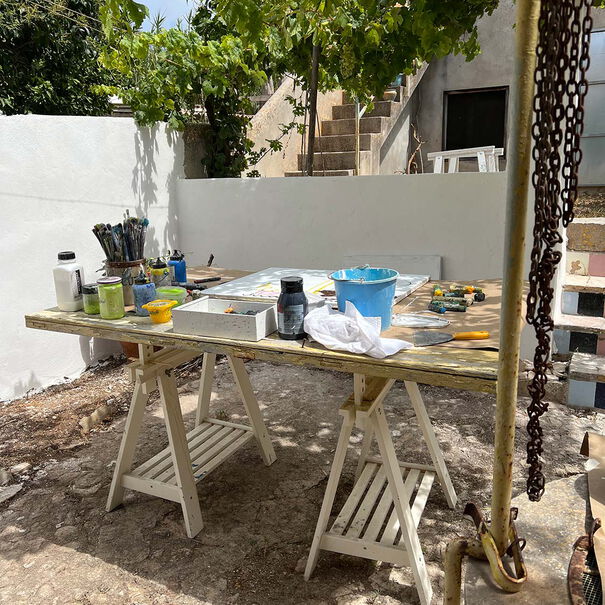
[465,474,589,603]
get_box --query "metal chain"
[526,0,593,501]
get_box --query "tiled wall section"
[554,329,605,355]
[567,251,605,276]
[561,291,605,317]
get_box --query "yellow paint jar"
[142,299,178,324]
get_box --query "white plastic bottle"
[53,251,85,311]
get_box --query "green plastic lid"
[156,287,186,296]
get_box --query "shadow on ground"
[1,360,602,604]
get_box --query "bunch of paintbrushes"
[92,211,148,262]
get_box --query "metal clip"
[464,503,527,593]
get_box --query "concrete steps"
[297,150,372,171]
[332,101,395,120]
[290,82,419,176]
[321,116,385,136]
[313,133,373,152]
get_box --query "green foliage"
[98,0,270,177]
[217,0,499,105]
[99,0,499,176]
[0,0,116,116]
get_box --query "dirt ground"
[1,357,603,605]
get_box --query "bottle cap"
[82,283,98,295]
[58,251,76,261]
[170,250,184,261]
[134,272,149,285]
[281,276,304,293]
[97,276,122,286]
[152,258,166,269]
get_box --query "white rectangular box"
[172,296,277,341]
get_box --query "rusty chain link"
[526,0,593,501]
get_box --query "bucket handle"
[330,264,371,284]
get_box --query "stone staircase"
[554,218,605,409]
[284,83,414,177]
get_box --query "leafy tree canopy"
[98,0,500,176]
[0,0,116,115]
[217,0,499,103]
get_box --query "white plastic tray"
[172,296,277,341]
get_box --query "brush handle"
[452,331,490,340]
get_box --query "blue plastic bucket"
[329,267,399,330]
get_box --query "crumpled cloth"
[303,301,413,359]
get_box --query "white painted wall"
[0,115,183,401]
[176,172,529,279]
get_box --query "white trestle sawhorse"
[304,374,457,605]
[106,347,276,538]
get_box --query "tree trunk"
[305,44,321,176]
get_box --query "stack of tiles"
[555,218,605,409]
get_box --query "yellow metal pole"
[490,0,541,554]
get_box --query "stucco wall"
[414,2,605,174]
[379,97,414,175]
[176,172,531,280]
[414,0,516,170]
[0,115,183,401]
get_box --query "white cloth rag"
[303,301,413,359]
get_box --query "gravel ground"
[0,358,603,604]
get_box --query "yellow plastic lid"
[142,299,178,312]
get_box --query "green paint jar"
[97,276,125,320]
[82,283,100,315]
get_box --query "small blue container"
[133,278,157,316]
[168,250,187,283]
[329,266,399,331]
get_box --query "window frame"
[442,86,509,156]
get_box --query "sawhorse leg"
[404,381,457,508]
[195,352,216,426]
[157,369,203,538]
[106,345,152,511]
[194,353,276,466]
[305,374,451,605]
[304,404,355,580]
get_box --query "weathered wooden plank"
[25,310,498,392]
[347,466,387,539]
[120,474,181,503]
[133,422,217,478]
[321,533,408,567]
[194,432,254,479]
[331,463,376,535]
[381,469,420,546]
[409,471,435,529]
[153,426,233,482]
[363,473,403,543]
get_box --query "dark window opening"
[444,87,507,151]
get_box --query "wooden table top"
[25,267,500,393]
